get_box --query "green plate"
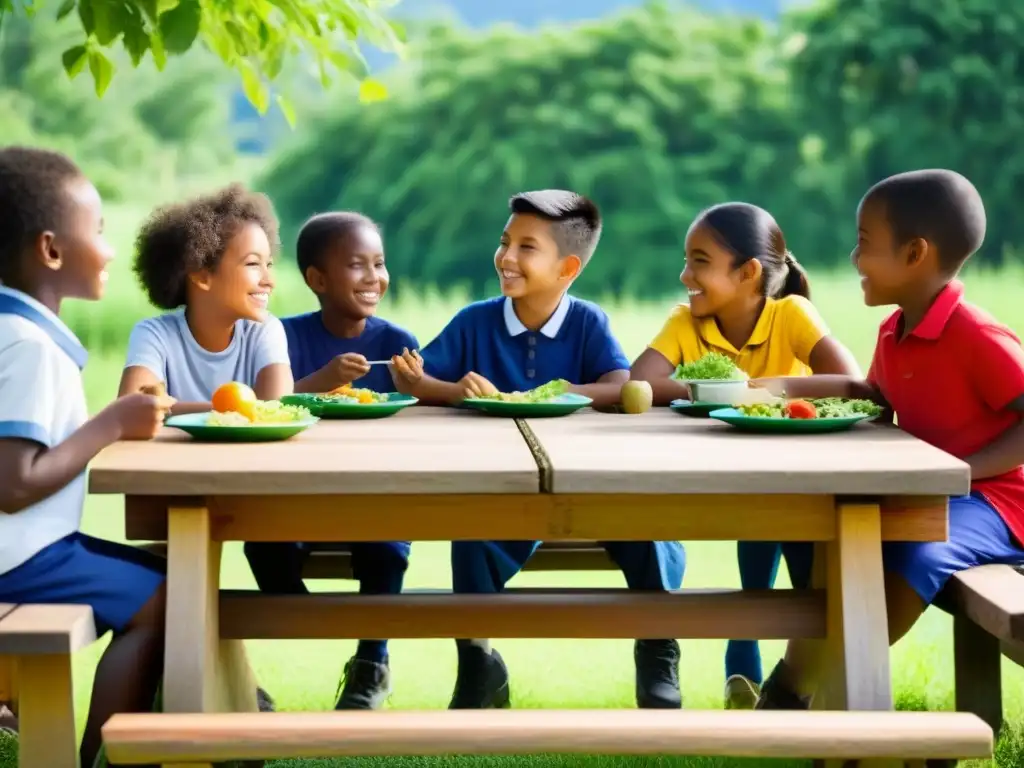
[669,399,730,418]
[165,413,319,442]
[708,407,870,434]
[281,392,418,419]
[462,393,593,418]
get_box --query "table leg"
[17,654,76,768]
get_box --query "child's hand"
[459,372,498,399]
[390,348,423,387]
[102,392,176,441]
[330,353,371,385]
[750,377,787,398]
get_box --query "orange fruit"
[212,382,257,419]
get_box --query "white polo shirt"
[0,286,89,575]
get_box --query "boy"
[752,169,1024,710]
[392,190,686,710]
[0,146,173,767]
[245,211,416,710]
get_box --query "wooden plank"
[954,611,1003,736]
[218,588,825,640]
[947,565,1024,641]
[122,493,947,544]
[89,408,540,496]
[524,410,969,495]
[17,654,77,768]
[101,710,993,764]
[0,604,96,655]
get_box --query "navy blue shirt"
[281,312,419,393]
[421,295,629,392]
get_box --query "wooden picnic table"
[88,405,969,720]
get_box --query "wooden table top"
[523,409,970,495]
[88,407,541,496]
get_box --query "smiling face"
[494,213,579,299]
[306,223,389,319]
[41,176,114,301]
[851,197,919,307]
[191,221,275,321]
[680,222,760,319]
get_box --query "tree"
[0,0,405,121]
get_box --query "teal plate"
[462,393,593,418]
[669,399,731,418]
[165,412,319,442]
[281,392,418,419]
[708,407,870,434]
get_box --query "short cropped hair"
[509,190,602,266]
[0,147,84,283]
[862,169,986,271]
[296,211,379,276]
[133,184,279,310]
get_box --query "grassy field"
[5,200,1024,767]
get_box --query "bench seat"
[102,709,993,765]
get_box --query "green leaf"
[157,0,200,54]
[77,0,93,34]
[122,10,150,65]
[275,93,296,128]
[61,43,88,78]
[88,48,114,96]
[90,0,127,46]
[149,30,167,68]
[239,61,269,113]
[56,0,75,21]
[358,78,388,103]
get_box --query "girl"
[118,183,292,713]
[629,202,861,709]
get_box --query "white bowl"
[688,379,750,404]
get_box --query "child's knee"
[130,581,167,632]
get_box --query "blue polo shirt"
[421,294,629,391]
[282,312,419,393]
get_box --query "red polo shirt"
[867,280,1024,545]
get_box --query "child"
[391,190,686,710]
[0,146,172,767]
[117,183,292,713]
[752,170,1024,711]
[244,211,417,710]
[629,202,861,709]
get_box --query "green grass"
[6,201,1024,766]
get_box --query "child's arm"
[119,320,209,413]
[391,349,485,405]
[254,364,293,401]
[966,397,1024,479]
[630,348,691,406]
[118,365,210,414]
[294,354,372,394]
[963,327,1024,480]
[752,374,884,403]
[253,317,294,400]
[571,370,630,409]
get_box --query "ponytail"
[775,250,811,300]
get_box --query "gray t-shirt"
[124,309,290,401]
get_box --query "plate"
[165,413,319,442]
[669,399,730,418]
[281,392,418,419]
[708,408,870,434]
[462,393,593,418]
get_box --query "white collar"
[503,294,570,339]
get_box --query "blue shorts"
[0,533,165,635]
[884,492,1024,605]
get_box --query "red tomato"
[785,399,817,419]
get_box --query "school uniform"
[421,294,685,594]
[0,287,164,635]
[244,313,417,637]
[870,281,1024,602]
[647,294,829,685]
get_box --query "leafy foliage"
[0,0,405,120]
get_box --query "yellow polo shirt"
[648,295,829,378]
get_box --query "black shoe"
[256,687,275,712]
[634,639,682,709]
[335,657,391,710]
[449,647,511,709]
[755,662,810,710]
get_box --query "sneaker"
[724,674,760,710]
[754,662,810,710]
[449,647,510,709]
[256,687,275,712]
[335,657,391,710]
[634,639,682,709]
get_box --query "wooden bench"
[0,603,97,768]
[947,564,1024,737]
[102,709,992,766]
[303,540,615,580]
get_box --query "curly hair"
[133,183,280,309]
[0,146,84,283]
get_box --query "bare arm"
[808,336,862,377]
[571,369,629,409]
[629,347,690,406]
[254,363,293,400]
[118,364,210,415]
[966,397,1024,480]
[402,373,466,406]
